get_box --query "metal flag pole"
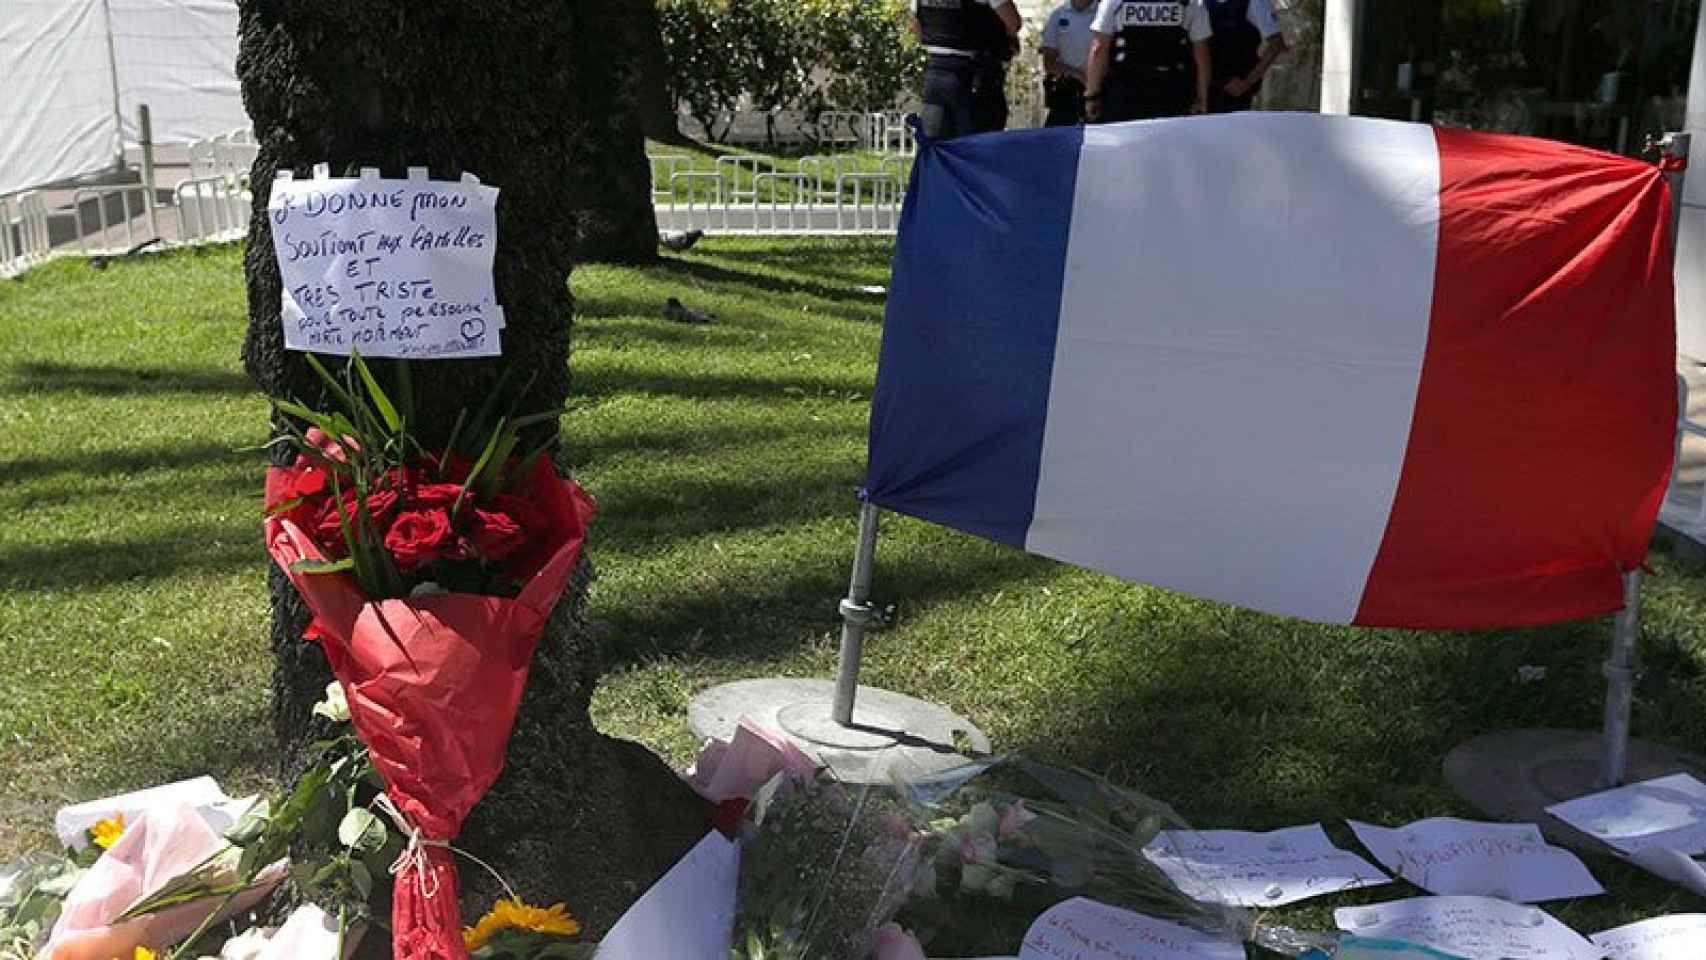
[138,104,160,240]
[686,498,989,783]
[832,501,882,725]
[1445,131,1706,839]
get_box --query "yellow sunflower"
[117,947,155,960]
[462,898,581,951]
[91,814,126,851]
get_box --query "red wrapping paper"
[264,458,594,960]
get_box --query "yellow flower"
[462,898,581,951]
[91,814,126,850]
[114,948,155,960]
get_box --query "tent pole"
[832,502,881,726]
[100,0,125,170]
[139,104,158,239]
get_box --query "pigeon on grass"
[664,296,715,324]
[661,228,704,252]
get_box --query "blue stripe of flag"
[863,126,1084,547]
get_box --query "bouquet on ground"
[895,758,1337,957]
[263,353,594,960]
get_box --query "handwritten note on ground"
[1546,774,1706,855]
[1018,897,1243,960]
[595,831,737,960]
[1591,914,1706,960]
[1141,823,1389,906]
[269,165,503,359]
[1333,896,1600,960]
[1347,817,1602,902]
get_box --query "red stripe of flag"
[1355,128,1677,628]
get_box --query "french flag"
[864,114,1676,629]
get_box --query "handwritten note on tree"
[1018,897,1243,960]
[269,165,503,359]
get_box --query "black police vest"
[1109,1,1192,78]
[916,0,1011,59]
[1207,0,1260,82]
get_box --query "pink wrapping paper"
[41,803,285,960]
[686,717,821,804]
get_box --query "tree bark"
[236,0,706,946]
[568,0,664,264]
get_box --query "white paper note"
[594,831,738,960]
[1546,774,1706,855]
[1142,823,1390,906]
[269,166,503,359]
[1347,817,1603,902]
[1333,896,1601,960]
[1019,897,1244,960]
[1591,914,1706,960]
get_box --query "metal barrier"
[1,192,52,275]
[655,169,905,236]
[69,185,155,253]
[715,155,777,203]
[176,175,251,244]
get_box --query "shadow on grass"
[3,361,256,397]
[0,522,258,590]
[577,360,870,403]
[656,256,889,311]
[0,440,262,485]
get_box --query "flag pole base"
[687,678,990,784]
[1443,728,1706,850]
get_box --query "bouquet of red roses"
[262,355,593,960]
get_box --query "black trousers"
[920,55,1008,140]
[1097,69,1192,123]
[1044,76,1085,127]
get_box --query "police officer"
[910,0,1023,139]
[1082,0,1212,124]
[1206,0,1287,113]
[1041,0,1097,126]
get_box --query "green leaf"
[337,808,388,855]
[395,359,415,432]
[304,352,363,423]
[354,352,401,432]
[290,557,356,576]
[454,418,507,520]
[348,858,374,901]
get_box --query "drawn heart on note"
[460,316,487,342]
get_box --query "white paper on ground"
[55,776,232,851]
[1624,846,1706,896]
[269,166,504,359]
[1347,817,1603,902]
[594,831,738,960]
[255,903,346,960]
[1333,896,1601,960]
[1590,914,1706,960]
[1018,896,1244,960]
[1142,823,1390,906]
[1545,774,1706,855]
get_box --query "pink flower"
[998,800,1037,839]
[870,923,927,960]
[958,833,997,865]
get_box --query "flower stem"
[335,903,348,959]
[164,887,242,960]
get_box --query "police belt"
[926,49,1009,68]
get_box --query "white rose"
[312,681,351,723]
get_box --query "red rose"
[384,509,460,572]
[710,797,749,840]
[311,488,400,557]
[466,509,525,561]
[282,455,330,499]
[410,482,466,511]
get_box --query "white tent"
[0,0,247,197]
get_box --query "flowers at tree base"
[462,898,582,951]
[310,680,350,723]
[90,814,126,851]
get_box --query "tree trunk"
[566,0,664,264]
[625,0,687,144]
[236,0,707,947]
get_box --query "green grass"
[3,239,1706,953]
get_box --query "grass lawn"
[3,238,1706,952]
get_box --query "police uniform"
[912,0,1016,140]
[1206,0,1282,113]
[1089,0,1212,123]
[1041,2,1096,126]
